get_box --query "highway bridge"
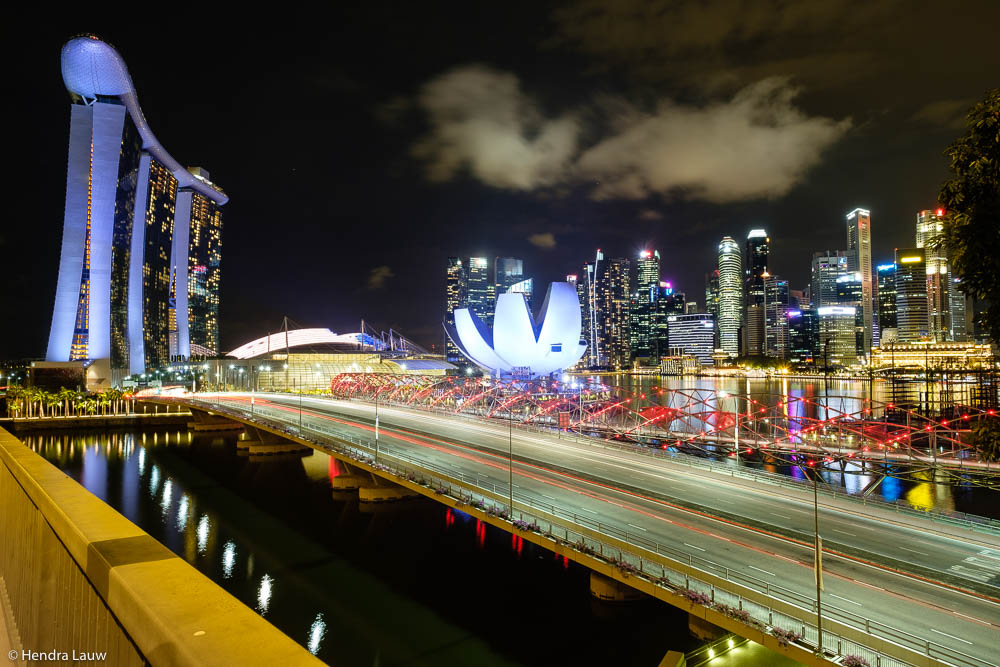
[163,392,1000,667]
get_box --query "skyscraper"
[810,251,849,308]
[596,256,631,369]
[949,277,970,341]
[764,276,789,359]
[583,253,602,367]
[630,250,660,361]
[717,237,742,358]
[508,277,534,311]
[895,248,929,342]
[666,314,715,366]
[704,270,720,320]
[466,257,493,323]
[835,272,865,358]
[846,208,874,357]
[47,36,228,379]
[744,229,769,356]
[787,309,818,364]
[445,257,466,362]
[876,263,897,342]
[494,257,524,306]
[916,209,951,341]
[818,306,858,367]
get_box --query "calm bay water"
[604,375,1000,519]
[26,428,698,666]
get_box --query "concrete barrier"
[0,426,323,666]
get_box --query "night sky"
[5,3,999,358]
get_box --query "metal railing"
[187,397,993,667]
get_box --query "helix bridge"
[327,373,1000,490]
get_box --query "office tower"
[445,257,466,362]
[788,288,807,310]
[583,254,602,366]
[916,209,951,341]
[846,208,874,357]
[494,257,524,307]
[895,248,929,342]
[949,277,969,341]
[876,264,897,343]
[685,301,699,314]
[835,272,866,358]
[653,283,684,361]
[810,251,849,308]
[744,229,769,356]
[597,256,631,369]
[787,309,818,364]
[717,237,743,358]
[818,306,858,366]
[567,273,590,357]
[508,277,534,311]
[48,36,227,379]
[466,257,493,323]
[704,270,720,320]
[630,250,660,361]
[666,313,715,366]
[764,276,789,359]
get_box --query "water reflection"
[177,495,189,530]
[257,574,273,615]
[307,613,326,655]
[222,541,236,578]
[197,515,210,554]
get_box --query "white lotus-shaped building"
[445,282,587,377]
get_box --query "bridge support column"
[688,614,726,641]
[588,572,644,602]
[236,426,312,458]
[188,408,245,433]
[358,472,419,503]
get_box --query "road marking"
[749,565,775,576]
[930,629,973,645]
[769,513,791,520]
[683,543,706,552]
[832,529,857,537]
[898,546,929,556]
[580,507,598,513]
[948,565,991,583]
[964,557,1000,573]
[978,549,1000,562]
[627,523,647,531]
[828,593,862,606]
[541,494,556,500]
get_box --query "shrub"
[771,627,803,646]
[842,656,870,667]
[679,588,711,606]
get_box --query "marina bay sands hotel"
[46,35,227,379]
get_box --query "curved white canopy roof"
[228,329,374,359]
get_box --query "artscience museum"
[444,282,587,378]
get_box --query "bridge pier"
[188,407,245,433]
[588,572,644,602]
[687,614,726,641]
[236,426,312,458]
[359,473,419,503]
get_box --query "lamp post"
[509,405,514,516]
[812,465,824,656]
[374,391,379,464]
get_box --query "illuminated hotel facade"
[46,36,228,378]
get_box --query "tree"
[969,417,1000,462]
[938,88,1000,344]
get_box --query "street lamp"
[811,464,824,656]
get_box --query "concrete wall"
[0,426,322,666]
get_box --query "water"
[26,428,700,666]
[596,375,1000,519]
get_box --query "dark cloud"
[367,265,395,290]
[637,209,663,221]
[910,99,974,129]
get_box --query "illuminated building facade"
[494,257,524,305]
[895,248,929,342]
[787,309,818,364]
[466,257,493,324]
[508,277,534,311]
[444,257,466,362]
[47,36,228,380]
[630,250,660,361]
[876,263,897,341]
[869,341,995,370]
[810,250,849,308]
[846,208,874,357]
[818,306,858,367]
[836,272,866,358]
[666,313,715,366]
[596,256,631,369]
[744,229,769,356]
[916,209,950,341]
[717,237,742,358]
[764,275,789,359]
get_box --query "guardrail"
[189,397,994,667]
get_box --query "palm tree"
[44,392,61,419]
[83,399,98,416]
